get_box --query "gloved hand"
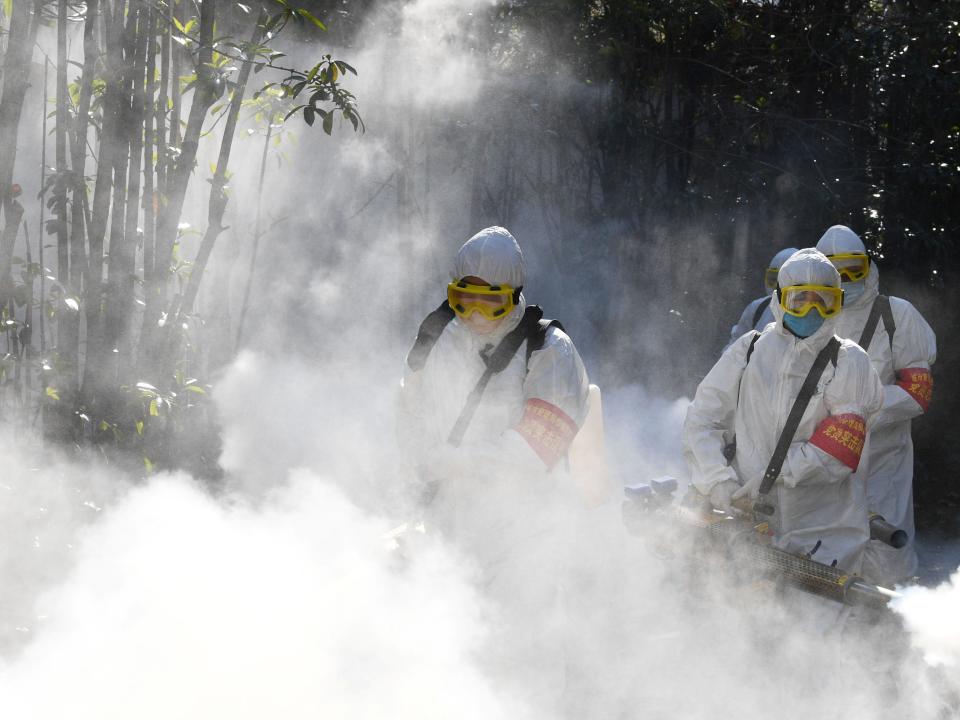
[732,474,762,502]
[708,480,739,512]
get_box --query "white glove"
[732,474,762,502]
[708,480,739,512]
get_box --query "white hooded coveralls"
[398,227,590,544]
[683,249,884,572]
[397,227,590,712]
[816,226,936,584]
[726,247,799,349]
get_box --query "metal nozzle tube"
[869,513,908,549]
[843,577,902,608]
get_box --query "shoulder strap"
[406,301,455,371]
[745,331,761,365]
[751,297,772,329]
[858,295,894,352]
[758,336,841,495]
[879,295,895,349]
[727,331,762,461]
[447,306,544,447]
[525,317,565,367]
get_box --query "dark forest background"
[0,0,957,532]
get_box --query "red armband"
[808,413,865,471]
[896,367,933,412]
[514,398,579,469]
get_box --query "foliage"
[0,0,362,477]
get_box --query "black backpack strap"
[758,336,841,495]
[406,301,455,371]
[858,295,895,352]
[726,331,763,462]
[745,331,761,365]
[525,317,565,368]
[751,296,772,329]
[447,306,544,447]
[879,295,895,350]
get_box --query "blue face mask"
[842,281,866,304]
[783,310,825,338]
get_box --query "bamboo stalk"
[140,0,218,377]
[234,121,272,351]
[54,0,78,396]
[0,0,43,287]
[68,0,99,391]
[80,1,119,401]
[114,0,148,383]
[39,59,49,358]
[55,0,69,288]
[143,3,157,293]
[170,0,182,148]
[175,16,264,322]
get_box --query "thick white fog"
[1,349,958,718]
[1,0,957,717]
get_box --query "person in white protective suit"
[725,247,799,349]
[816,225,936,585]
[397,226,591,714]
[683,248,884,574]
[398,226,590,499]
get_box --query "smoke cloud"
[894,571,960,669]
[1,350,958,718]
[1,1,957,719]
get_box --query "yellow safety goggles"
[447,280,517,321]
[827,253,871,283]
[764,267,780,291]
[778,284,844,318]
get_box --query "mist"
[0,0,957,717]
[1,350,958,718]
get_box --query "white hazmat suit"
[397,226,590,713]
[399,226,590,489]
[726,247,799,349]
[683,249,884,573]
[816,226,936,585]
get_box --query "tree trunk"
[107,1,147,386]
[161,16,265,374]
[102,0,134,375]
[81,0,128,402]
[68,0,99,386]
[140,0,218,379]
[234,122,273,351]
[0,0,42,295]
[54,0,80,398]
[143,5,157,296]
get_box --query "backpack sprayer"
[622,477,901,609]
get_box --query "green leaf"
[322,110,333,135]
[186,385,206,395]
[283,104,305,122]
[297,9,326,30]
[303,105,315,126]
[149,399,159,417]
[46,386,60,401]
[136,420,144,435]
[144,457,155,473]
[346,110,359,132]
